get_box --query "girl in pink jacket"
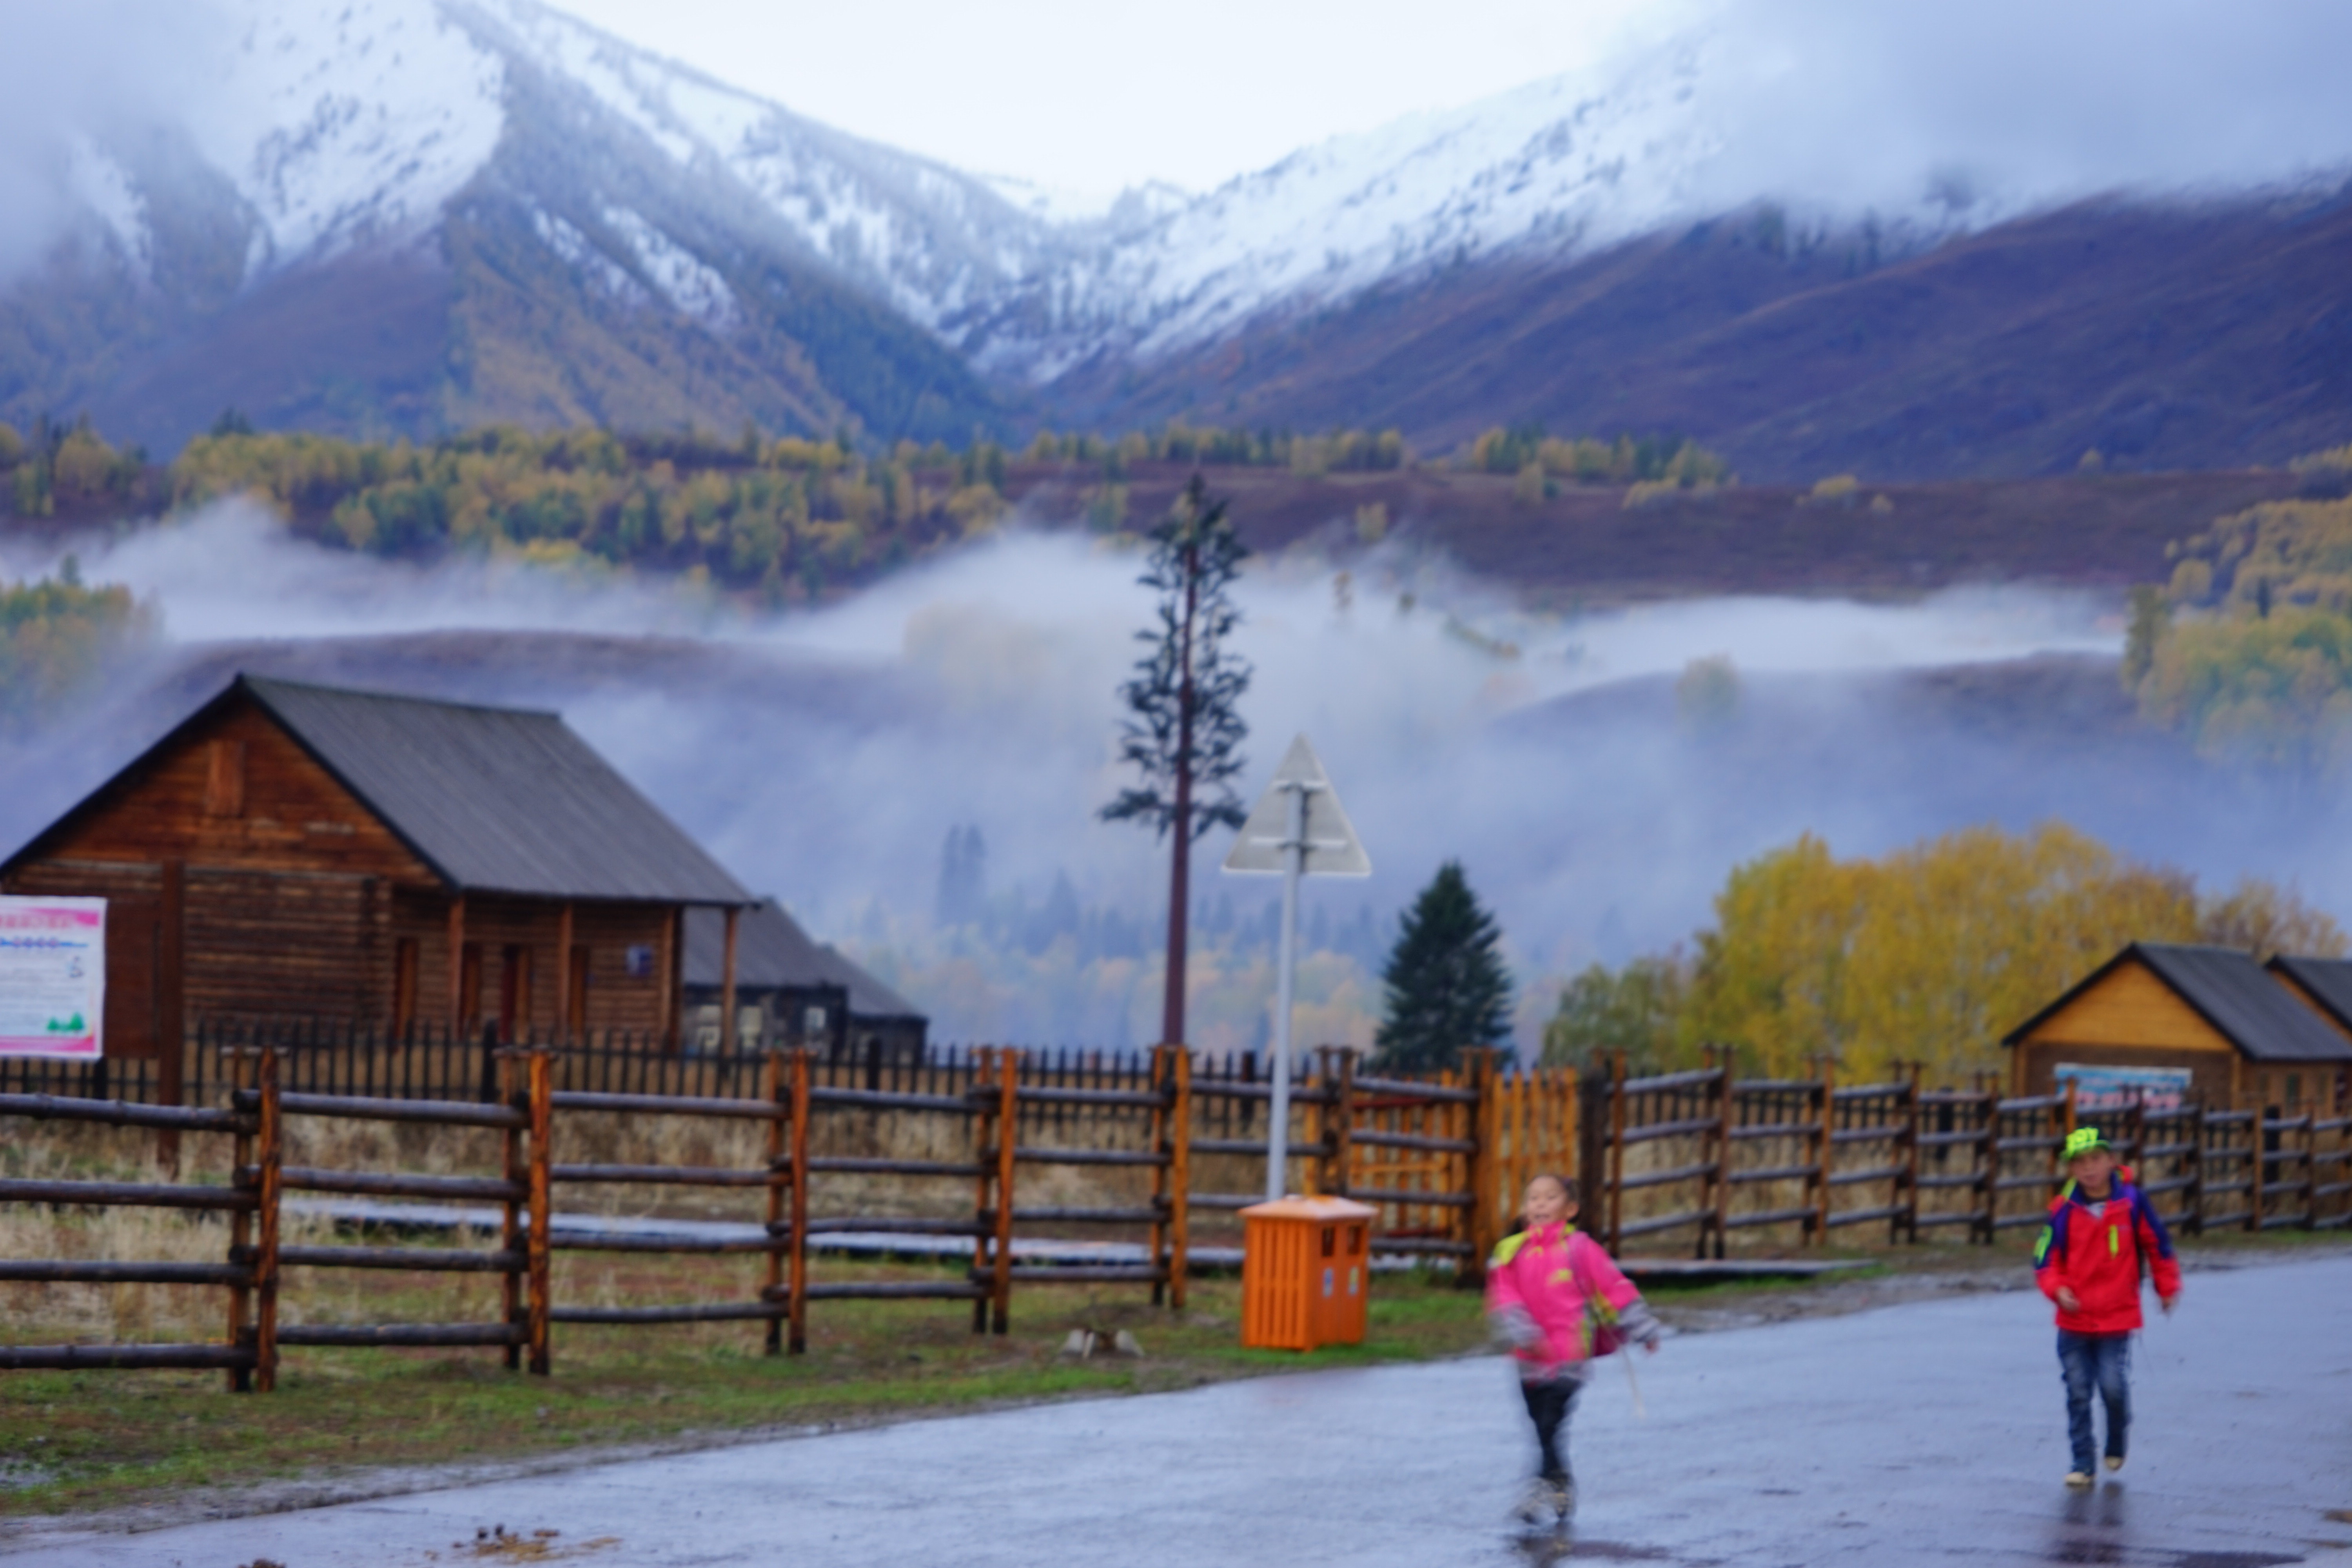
[1485,1174,1662,1524]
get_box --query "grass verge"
[0,1263,1489,1519]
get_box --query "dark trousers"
[2057,1330,2131,1475]
[1521,1379,1581,1483]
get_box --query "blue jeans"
[2057,1330,2130,1474]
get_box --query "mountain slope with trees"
[1042,195,2352,482]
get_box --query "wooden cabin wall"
[36,705,439,884]
[184,867,384,1019]
[2013,1040,2237,1107]
[388,892,674,1037]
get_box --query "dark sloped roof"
[684,899,926,1022]
[2005,942,2352,1063]
[231,675,750,904]
[2264,955,2352,1044]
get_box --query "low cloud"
[18,510,2311,1056]
[1679,0,2352,219]
[0,0,226,283]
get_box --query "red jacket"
[2034,1172,2180,1334]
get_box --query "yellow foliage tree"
[1670,823,2342,1083]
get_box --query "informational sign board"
[2056,1063,2194,1115]
[0,896,105,1058]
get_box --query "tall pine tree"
[1100,475,1251,1048]
[1375,861,1513,1072]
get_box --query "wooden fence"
[5,1040,2347,1386]
[1584,1059,2352,1252]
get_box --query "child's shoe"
[1514,1479,1559,1524]
[2064,1470,2093,1489]
[2103,1455,2125,1475]
[1555,1475,1577,1520]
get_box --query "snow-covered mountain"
[8,0,1080,444]
[25,0,2008,427]
[67,0,1063,332]
[11,0,2350,470]
[963,25,2027,381]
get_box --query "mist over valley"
[0,503,2332,1058]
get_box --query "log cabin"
[0,674,756,1094]
[2002,942,2352,1112]
[681,898,929,1060]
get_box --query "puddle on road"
[1509,1535,1681,1565]
[2040,1546,2302,1567]
[411,1524,622,1563]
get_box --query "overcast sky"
[555,0,1675,200]
[553,0,2352,210]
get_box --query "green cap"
[2063,1127,2112,1160]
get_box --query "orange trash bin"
[1239,1196,1378,1351]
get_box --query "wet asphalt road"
[7,1253,2348,1567]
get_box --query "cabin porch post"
[446,894,467,1033]
[721,906,740,1054]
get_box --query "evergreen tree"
[934,824,985,927]
[1101,474,1251,1047]
[1374,861,1513,1072]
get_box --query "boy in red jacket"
[2034,1126,2181,1488]
[1486,1174,1662,1525]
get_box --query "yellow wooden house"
[2262,955,2352,1116]
[2002,942,2352,1114]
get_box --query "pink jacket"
[1484,1221,1660,1376]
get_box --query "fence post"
[1149,1045,1172,1307]
[1466,1048,1500,1278]
[2250,1104,2267,1235]
[1973,1083,1998,1246]
[225,1040,256,1394]
[971,1049,995,1337]
[1811,1057,1836,1247]
[499,1049,524,1372]
[1168,1046,1191,1310]
[2188,1102,2208,1236]
[253,1048,282,1395]
[765,1049,788,1351]
[1899,1062,1922,1246]
[1606,1053,1627,1254]
[1709,1049,1733,1260]
[788,1047,810,1354]
[1330,1048,1356,1200]
[527,1047,551,1376]
[2302,1111,2319,1228]
[991,1048,1019,1334]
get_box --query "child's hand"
[1643,1339,1660,1356]
[2056,1287,2080,1312]
[2159,1292,2177,1316]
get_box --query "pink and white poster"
[0,897,105,1058]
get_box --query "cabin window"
[392,938,419,1034]
[203,739,246,818]
[624,944,655,978]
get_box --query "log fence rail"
[6,1040,2348,1390]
